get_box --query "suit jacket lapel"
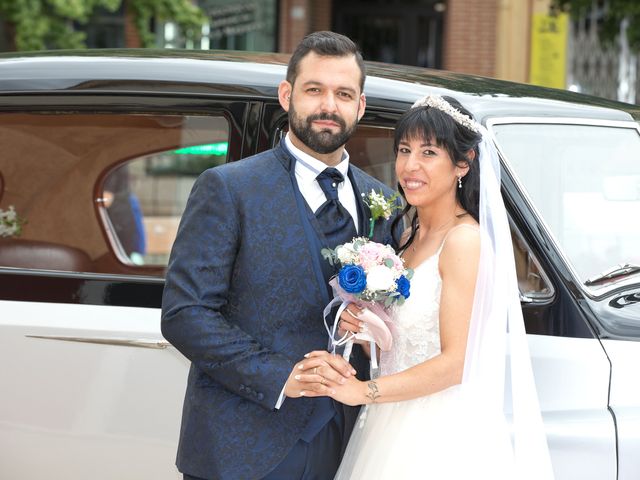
[275,142,332,305]
[348,167,372,238]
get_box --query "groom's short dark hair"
[286,31,366,92]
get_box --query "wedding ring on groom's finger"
[313,367,317,375]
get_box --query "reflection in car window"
[494,122,640,285]
[0,113,229,276]
[511,223,553,300]
[346,125,397,188]
[102,116,230,269]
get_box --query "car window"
[101,118,229,268]
[0,113,229,276]
[511,222,553,301]
[346,124,397,187]
[493,122,640,290]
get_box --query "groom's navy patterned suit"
[161,141,400,479]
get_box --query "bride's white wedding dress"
[335,228,516,479]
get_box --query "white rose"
[336,244,357,264]
[366,265,396,292]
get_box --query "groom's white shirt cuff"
[275,386,286,409]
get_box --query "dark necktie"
[315,168,357,248]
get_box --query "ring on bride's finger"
[313,367,317,375]
[320,377,326,385]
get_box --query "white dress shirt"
[286,134,360,229]
[275,134,360,408]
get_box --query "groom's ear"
[278,80,292,112]
[357,93,366,122]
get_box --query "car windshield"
[493,121,640,288]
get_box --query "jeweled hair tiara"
[411,95,481,133]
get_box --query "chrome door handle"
[26,335,171,349]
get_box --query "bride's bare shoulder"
[439,223,481,269]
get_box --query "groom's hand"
[284,351,356,398]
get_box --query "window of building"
[162,0,278,51]
[333,0,444,68]
[79,5,126,49]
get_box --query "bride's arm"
[313,226,480,406]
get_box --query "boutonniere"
[362,189,401,238]
[0,205,26,238]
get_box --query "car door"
[491,118,640,480]
[0,95,252,479]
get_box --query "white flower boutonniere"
[362,189,401,238]
[0,205,26,238]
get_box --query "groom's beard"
[289,103,357,154]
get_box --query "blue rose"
[338,265,367,294]
[396,275,410,299]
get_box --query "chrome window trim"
[487,116,640,300]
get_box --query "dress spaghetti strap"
[436,223,480,255]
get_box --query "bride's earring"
[457,176,462,189]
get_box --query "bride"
[306,95,554,479]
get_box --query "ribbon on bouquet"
[323,278,394,378]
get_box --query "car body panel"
[602,337,640,479]
[516,335,615,479]
[0,49,639,479]
[0,300,186,479]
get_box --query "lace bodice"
[380,251,443,376]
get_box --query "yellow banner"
[529,13,568,89]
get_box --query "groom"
[162,31,401,480]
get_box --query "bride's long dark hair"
[391,96,482,251]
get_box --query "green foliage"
[128,0,206,48]
[321,247,337,266]
[0,0,120,50]
[0,0,206,51]
[552,0,640,50]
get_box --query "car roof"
[0,48,638,123]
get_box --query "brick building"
[276,0,533,83]
[119,0,535,83]
[0,0,541,84]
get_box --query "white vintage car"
[0,50,639,479]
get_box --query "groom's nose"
[319,92,338,113]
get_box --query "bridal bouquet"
[321,238,413,374]
[322,237,412,307]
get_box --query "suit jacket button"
[239,384,245,391]
[257,393,264,400]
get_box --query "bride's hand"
[337,304,366,343]
[302,352,375,406]
[328,374,370,407]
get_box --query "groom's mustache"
[306,113,347,130]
